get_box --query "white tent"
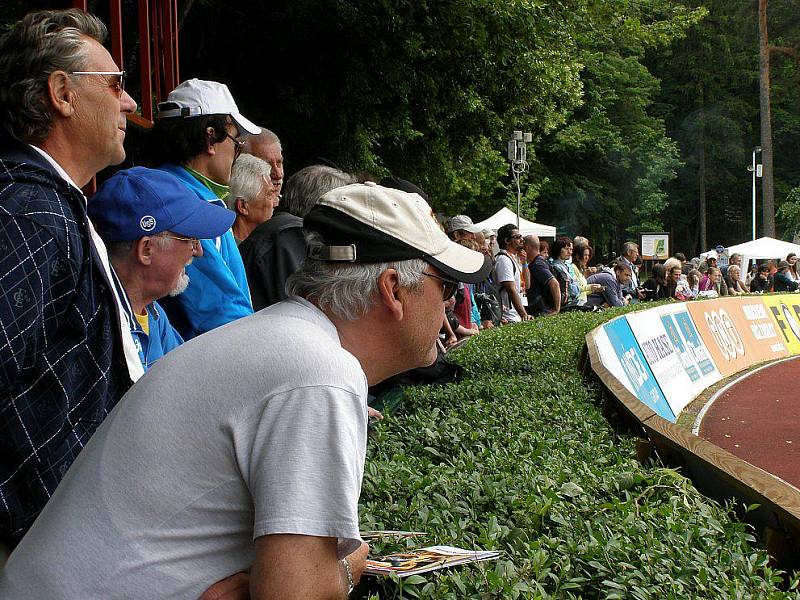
[472,207,556,238]
[701,237,800,260]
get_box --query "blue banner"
[603,318,675,422]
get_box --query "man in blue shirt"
[586,262,632,308]
[148,79,261,338]
[89,167,235,370]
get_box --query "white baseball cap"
[303,183,492,283]
[156,79,260,135]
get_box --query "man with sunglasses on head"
[88,167,237,371]
[0,9,143,549]
[0,183,492,599]
[148,79,260,339]
[493,224,533,323]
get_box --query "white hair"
[286,233,427,321]
[227,154,272,210]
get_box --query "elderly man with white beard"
[88,167,235,370]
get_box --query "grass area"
[357,306,800,599]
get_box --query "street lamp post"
[749,146,762,240]
[507,130,532,228]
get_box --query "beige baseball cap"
[303,183,492,283]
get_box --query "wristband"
[341,558,354,595]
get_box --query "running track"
[698,357,800,489]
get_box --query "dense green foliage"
[357,309,800,598]
[176,0,800,256]
[3,2,800,251]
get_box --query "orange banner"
[685,296,788,377]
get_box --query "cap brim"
[170,200,235,239]
[425,240,493,284]
[232,113,261,135]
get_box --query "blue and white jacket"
[0,140,132,544]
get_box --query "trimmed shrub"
[357,305,800,599]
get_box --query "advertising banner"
[686,297,788,376]
[761,294,800,355]
[626,305,721,416]
[596,317,675,422]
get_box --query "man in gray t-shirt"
[1,183,492,599]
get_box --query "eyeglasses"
[227,133,245,159]
[422,271,459,301]
[160,233,201,252]
[510,234,523,240]
[70,70,126,98]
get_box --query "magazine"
[364,545,501,578]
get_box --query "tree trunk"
[759,0,776,237]
[698,91,707,252]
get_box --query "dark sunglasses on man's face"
[226,133,245,159]
[422,272,459,301]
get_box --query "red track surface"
[699,357,800,488]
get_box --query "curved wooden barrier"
[585,307,800,569]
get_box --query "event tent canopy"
[472,207,557,238]
[702,237,800,260]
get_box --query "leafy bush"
[357,306,800,598]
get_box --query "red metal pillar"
[138,0,154,121]
[109,0,123,69]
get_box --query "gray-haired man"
[239,164,356,309]
[0,8,141,547]
[1,183,492,599]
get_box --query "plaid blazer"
[0,141,131,545]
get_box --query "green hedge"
[357,307,800,599]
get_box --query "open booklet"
[364,545,501,578]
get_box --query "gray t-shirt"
[0,297,368,599]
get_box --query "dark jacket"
[0,140,131,545]
[641,277,669,301]
[773,271,799,292]
[238,212,306,310]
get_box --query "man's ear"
[135,237,154,266]
[47,71,76,118]
[235,197,249,216]
[205,127,217,156]
[376,268,404,321]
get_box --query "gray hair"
[227,154,272,210]
[622,242,639,256]
[243,127,281,151]
[0,9,107,143]
[281,164,357,218]
[286,233,427,321]
[663,257,682,273]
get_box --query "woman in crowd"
[750,263,773,293]
[727,264,749,294]
[745,262,758,288]
[686,269,702,298]
[699,266,728,296]
[550,237,580,307]
[570,244,603,305]
[787,253,800,283]
[641,263,669,301]
[453,239,482,334]
[539,240,550,260]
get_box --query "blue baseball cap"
[89,167,235,242]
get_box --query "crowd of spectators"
[439,226,800,345]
